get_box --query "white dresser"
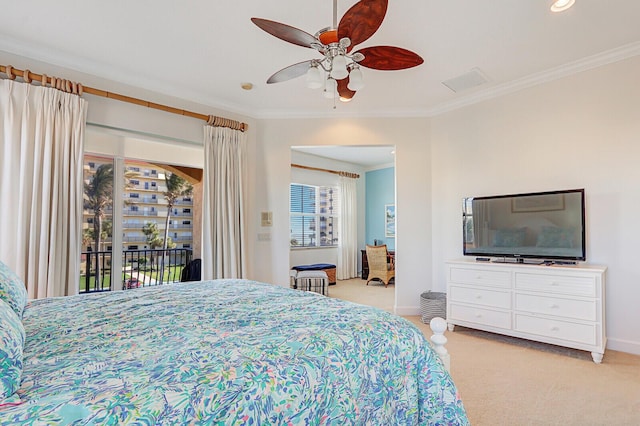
[446,259,607,363]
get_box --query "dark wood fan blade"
[337,77,356,100]
[356,46,424,70]
[338,0,388,52]
[267,60,313,84]
[251,18,317,48]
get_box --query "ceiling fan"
[251,0,423,102]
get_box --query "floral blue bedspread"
[2,279,468,425]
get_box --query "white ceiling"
[1,1,640,122]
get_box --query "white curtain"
[337,176,358,279]
[0,79,87,298]
[202,125,247,279]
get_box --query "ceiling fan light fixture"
[324,78,337,99]
[550,0,575,12]
[330,54,349,80]
[306,64,324,89]
[252,0,424,105]
[347,66,364,91]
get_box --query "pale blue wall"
[365,167,395,250]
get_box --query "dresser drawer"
[450,285,511,309]
[514,272,596,297]
[449,267,511,288]
[514,314,597,346]
[515,293,596,321]
[450,303,511,329]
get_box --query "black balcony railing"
[80,248,192,294]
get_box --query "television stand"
[446,259,607,363]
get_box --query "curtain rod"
[0,64,248,132]
[291,163,360,179]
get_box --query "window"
[290,183,339,248]
[130,193,139,199]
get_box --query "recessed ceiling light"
[241,82,253,91]
[550,0,575,12]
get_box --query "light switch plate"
[261,211,273,227]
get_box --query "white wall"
[85,127,205,169]
[430,55,640,355]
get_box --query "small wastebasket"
[420,291,447,324]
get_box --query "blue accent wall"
[365,167,395,250]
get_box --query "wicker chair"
[365,244,395,288]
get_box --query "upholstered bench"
[295,270,329,296]
[292,263,336,285]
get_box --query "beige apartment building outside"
[82,155,201,288]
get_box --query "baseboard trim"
[607,337,640,356]
[395,309,640,355]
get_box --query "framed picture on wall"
[385,204,396,238]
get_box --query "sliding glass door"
[81,154,200,293]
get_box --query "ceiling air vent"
[442,68,489,93]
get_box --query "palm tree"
[159,173,192,283]
[84,164,113,286]
[84,163,138,289]
[142,222,164,250]
[142,222,164,282]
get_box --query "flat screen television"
[463,189,586,263]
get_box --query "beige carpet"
[330,278,640,425]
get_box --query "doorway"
[290,145,396,309]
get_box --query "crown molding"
[425,41,640,117]
[0,36,254,119]
[3,35,639,121]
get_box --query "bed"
[1,276,468,425]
